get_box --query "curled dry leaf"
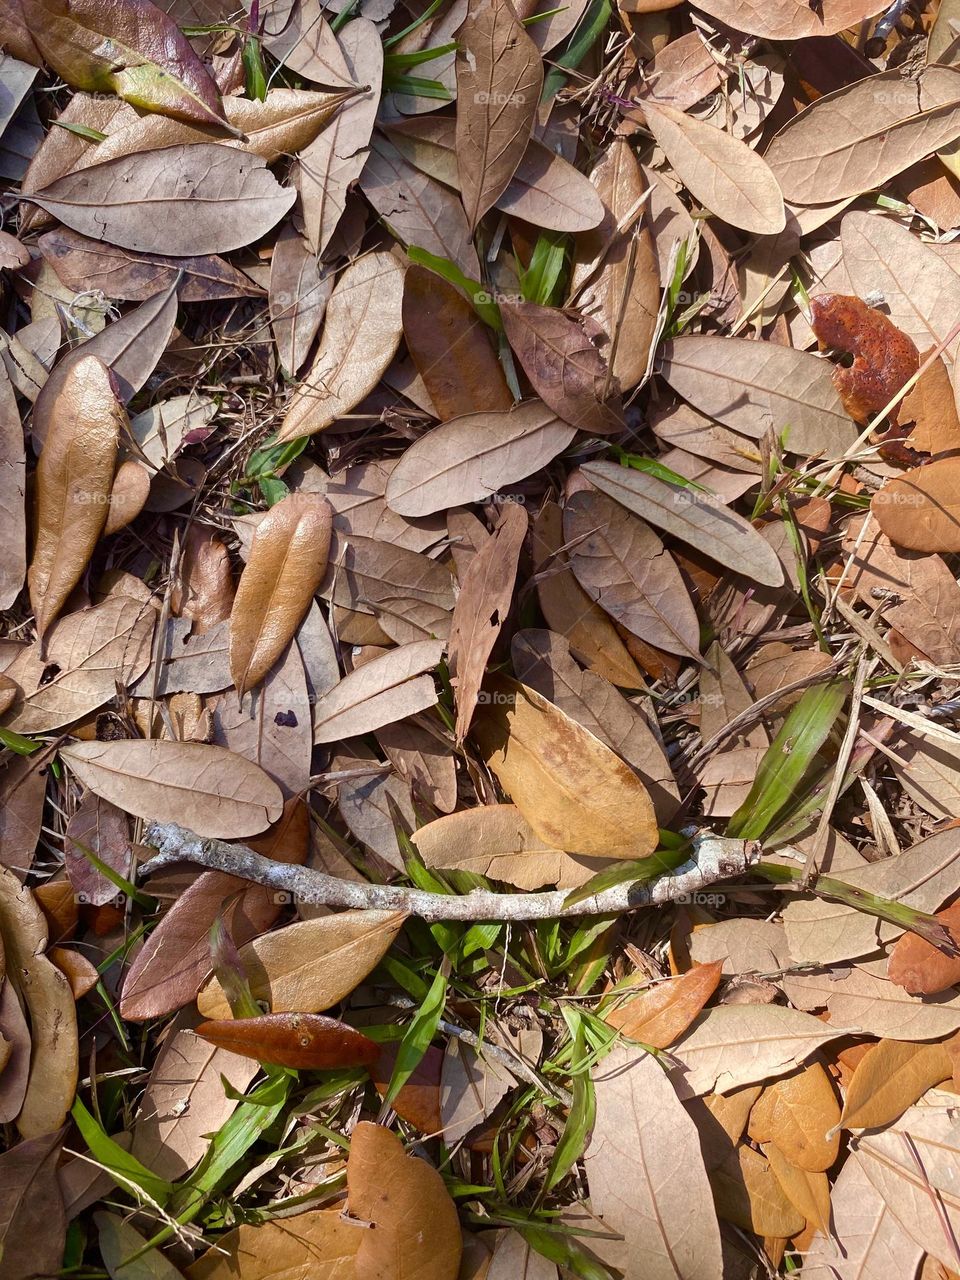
[604,961,722,1050]
[312,639,445,743]
[872,457,960,552]
[455,0,542,231]
[278,251,405,442]
[29,144,297,257]
[471,674,658,858]
[197,909,407,1018]
[229,492,333,698]
[638,97,785,235]
[347,1121,462,1280]
[60,739,284,839]
[28,355,123,640]
[449,502,527,742]
[809,293,919,424]
[103,459,150,536]
[196,1012,380,1070]
[385,401,575,518]
[0,866,77,1137]
[500,300,624,434]
[17,0,231,131]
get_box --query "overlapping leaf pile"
[8,0,960,1275]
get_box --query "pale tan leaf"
[197,910,406,1019]
[471,675,658,858]
[278,251,404,442]
[688,0,885,39]
[580,459,784,588]
[783,960,960,1040]
[658,335,856,457]
[440,1040,514,1145]
[384,401,575,518]
[28,355,124,639]
[269,223,334,377]
[585,1044,723,1280]
[0,364,25,612]
[455,0,542,231]
[60,740,284,839]
[229,492,333,698]
[312,639,444,743]
[188,1208,362,1279]
[640,98,785,235]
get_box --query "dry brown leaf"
[0,866,77,1137]
[471,675,658,858]
[312,639,444,743]
[3,595,154,734]
[402,266,513,420]
[188,1209,362,1280]
[269,224,333,377]
[449,503,526,742]
[872,458,960,552]
[229,492,333,698]
[658,335,856,457]
[838,1038,952,1131]
[784,959,960,1040]
[761,1141,830,1235]
[905,350,960,454]
[28,355,123,639]
[60,739,284,839]
[413,804,584,890]
[0,364,24,612]
[563,488,700,659]
[639,97,785,235]
[531,502,645,690]
[320,533,454,645]
[765,65,960,205]
[347,1121,461,1280]
[385,401,575,518]
[0,1128,67,1280]
[29,144,296,256]
[711,1144,803,1238]
[579,459,784,588]
[888,902,960,996]
[440,1039,514,1145]
[688,0,885,37]
[809,293,919,424]
[585,1044,723,1280]
[747,1062,840,1172]
[197,909,406,1018]
[604,961,722,1049]
[570,137,659,391]
[455,0,542,231]
[500,300,624,434]
[278,251,404,442]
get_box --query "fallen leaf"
[747,1062,840,1172]
[455,0,542,230]
[838,1038,953,1131]
[563,487,700,660]
[319,534,454,645]
[471,675,658,859]
[312,639,444,743]
[500,300,624,434]
[64,792,131,908]
[904,350,960,454]
[278,251,404,442]
[347,1121,462,1280]
[229,492,333,698]
[872,457,960,552]
[585,1044,723,1280]
[60,739,284,839]
[449,503,526,742]
[0,1128,67,1280]
[710,1143,803,1237]
[27,355,124,639]
[658,335,857,457]
[688,0,885,38]
[0,364,24,612]
[269,224,333,377]
[18,0,231,131]
[197,910,407,1018]
[385,401,575,518]
[29,144,296,256]
[188,1208,362,1279]
[784,959,960,1040]
[888,902,960,996]
[96,1211,184,1280]
[761,1140,830,1235]
[604,961,722,1049]
[440,1039,515,1145]
[809,292,919,423]
[0,866,77,1137]
[579,459,784,588]
[196,1013,380,1069]
[639,97,785,235]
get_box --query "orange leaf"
[195,1013,380,1070]
[810,293,919,424]
[888,901,960,995]
[604,960,722,1049]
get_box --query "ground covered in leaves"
[8,0,960,1276]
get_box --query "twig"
[140,823,759,923]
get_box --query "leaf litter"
[10,0,960,1276]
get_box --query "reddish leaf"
[809,293,919,425]
[196,1013,380,1070]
